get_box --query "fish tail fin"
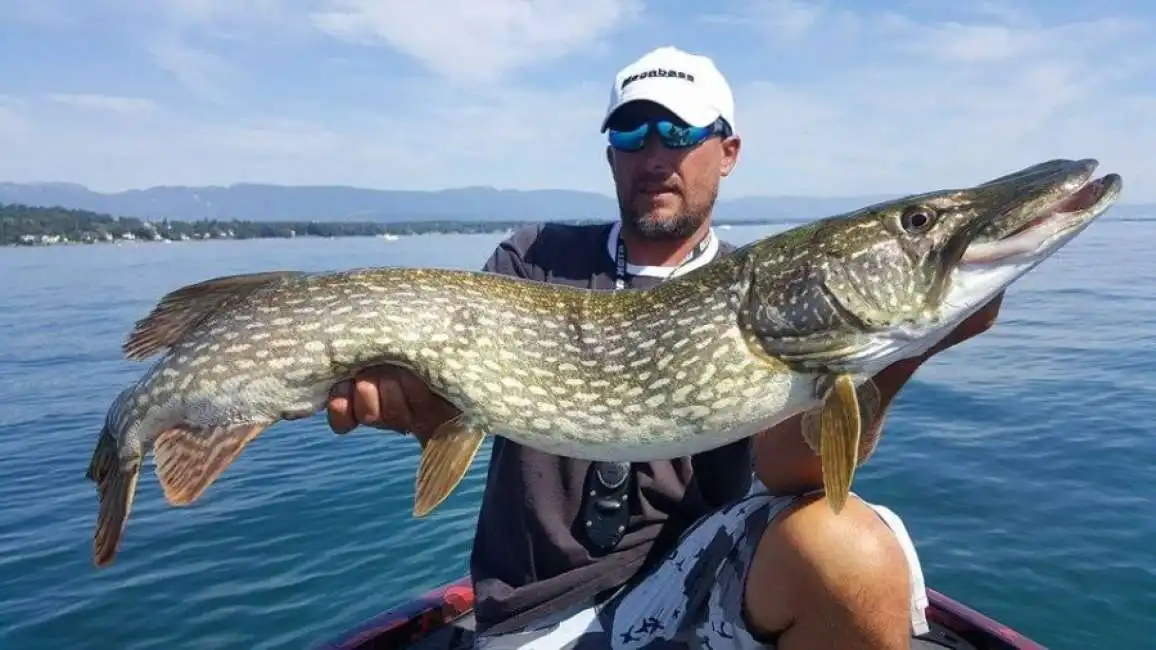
[86,427,141,567]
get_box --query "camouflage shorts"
[475,488,929,650]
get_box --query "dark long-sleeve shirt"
[468,222,753,633]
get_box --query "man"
[327,46,1002,648]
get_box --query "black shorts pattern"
[476,489,930,650]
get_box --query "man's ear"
[720,136,742,177]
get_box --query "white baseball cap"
[600,46,736,134]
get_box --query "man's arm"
[740,293,1005,647]
[757,292,1005,496]
[480,225,542,279]
[743,494,914,650]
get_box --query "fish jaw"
[959,171,1121,266]
[942,170,1120,314]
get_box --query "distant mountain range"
[0,181,1150,223]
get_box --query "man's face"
[605,101,741,240]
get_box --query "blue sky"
[1,0,1154,200]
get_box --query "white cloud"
[705,2,1156,198]
[0,1,1154,202]
[152,0,281,25]
[46,94,159,115]
[146,37,236,102]
[142,0,315,41]
[0,97,32,144]
[309,0,643,84]
[701,0,823,41]
[880,14,1144,64]
[0,0,74,27]
[0,82,614,193]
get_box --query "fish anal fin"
[413,415,486,517]
[123,271,306,361]
[152,421,270,506]
[88,424,144,568]
[817,373,862,515]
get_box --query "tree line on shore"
[0,202,608,246]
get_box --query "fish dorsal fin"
[123,271,305,360]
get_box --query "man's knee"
[743,494,915,650]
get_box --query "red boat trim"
[320,578,474,650]
[321,579,1046,650]
[925,588,1046,650]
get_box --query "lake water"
[0,223,1153,649]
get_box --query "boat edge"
[317,578,1048,650]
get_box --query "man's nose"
[637,134,677,171]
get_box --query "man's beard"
[620,198,715,241]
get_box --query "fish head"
[740,158,1121,373]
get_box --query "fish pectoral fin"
[87,425,142,568]
[152,421,271,506]
[413,415,486,518]
[123,270,306,361]
[817,373,862,514]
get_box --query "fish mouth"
[960,171,1122,265]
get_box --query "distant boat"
[379,233,400,241]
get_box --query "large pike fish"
[85,158,1121,566]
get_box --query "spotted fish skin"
[112,264,807,464]
[85,158,1122,567]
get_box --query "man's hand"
[755,292,1005,494]
[326,366,460,445]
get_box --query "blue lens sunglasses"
[608,118,731,152]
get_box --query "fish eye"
[900,206,936,233]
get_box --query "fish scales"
[85,158,1123,567]
[117,263,800,466]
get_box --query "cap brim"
[600,82,720,132]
